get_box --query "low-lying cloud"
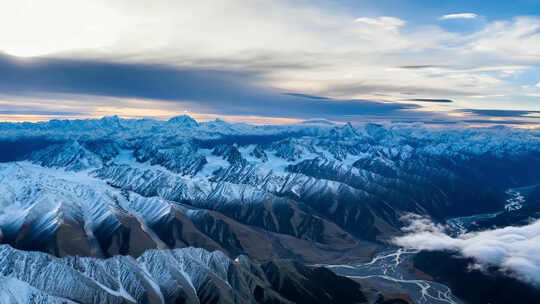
[393,214,540,286]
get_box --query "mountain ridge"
[0,116,539,303]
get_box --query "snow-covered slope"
[0,244,371,304]
[0,161,361,262]
[0,116,539,260]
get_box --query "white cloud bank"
[439,13,478,20]
[393,214,540,286]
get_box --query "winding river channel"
[325,248,461,304]
[322,186,534,303]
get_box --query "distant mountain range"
[0,116,539,303]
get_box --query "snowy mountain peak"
[99,115,122,128]
[364,123,389,141]
[167,115,199,128]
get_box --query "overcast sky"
[1,0,539,125]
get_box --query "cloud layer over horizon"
[0,0,539,124]
[0,54,424,122]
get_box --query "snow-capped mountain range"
[0,116,539,303]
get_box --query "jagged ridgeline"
[0,116,539,261]
[0,245,374,304]
[0,116,539,303]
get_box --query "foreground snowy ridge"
[0,244,256,303]
[0,243,373,304]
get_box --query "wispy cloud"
[405,98,453,103]
[354,16,405,30]
[394,214,540,286]
[459,109,540,117]
[470,17,540,61]
[439,13,478,20]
